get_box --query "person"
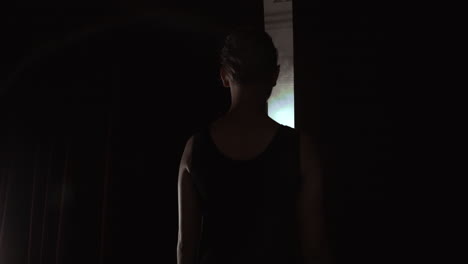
[177,28,329,264]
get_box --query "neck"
[222,83,272,123]
[228,102,267,115]
[226,97,268,123]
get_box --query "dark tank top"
[190,124,303,264]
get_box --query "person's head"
[220,27,280,101]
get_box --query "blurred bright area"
[264,0,294,128]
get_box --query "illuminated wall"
[264,0,294,128]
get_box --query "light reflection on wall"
[264,0,294,128]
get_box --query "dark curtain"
[0,19,228,264]
[294,0,390,263]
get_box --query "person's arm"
[297,131,332,264]
[177,136,203,264]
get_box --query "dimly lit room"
[1,1,390,263]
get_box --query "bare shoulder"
[180,135,196,174]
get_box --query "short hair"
[220,27,278,86]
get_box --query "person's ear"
[220,66,230,88]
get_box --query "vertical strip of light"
[264,0,294,128]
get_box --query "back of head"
[220,27,278,88]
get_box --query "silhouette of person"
[177,27,329,264]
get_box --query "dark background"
[0,1,390,263]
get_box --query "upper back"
[189,122,302,203]
[207,118,283,161]
[188,122,303,262]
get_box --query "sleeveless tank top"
[190,124,303,264]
